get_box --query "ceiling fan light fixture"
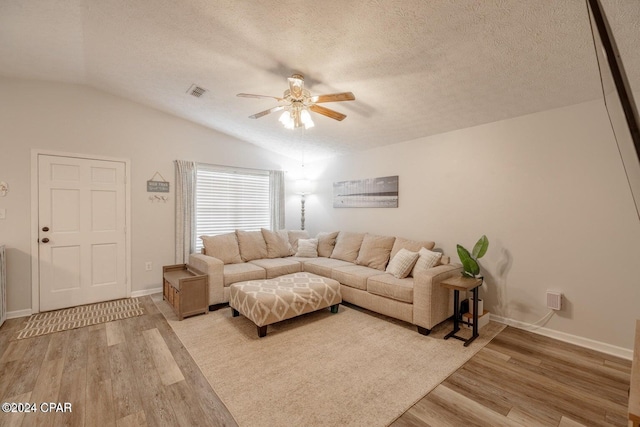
[238,74,354,129]
[300,109,314,129]
[279,110,295,129]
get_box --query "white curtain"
[270,170,285,230]
[175,160,196,263]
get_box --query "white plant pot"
[469,297,483,316]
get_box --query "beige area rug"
[155,296,504,427]
[15,297,144,340]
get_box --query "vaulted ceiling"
[1,1,638,161]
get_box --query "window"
[194,164,271,252]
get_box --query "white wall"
[0,77,296,314]
[294,99,640,351]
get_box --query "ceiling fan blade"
[309,104,346,121]
[310,92,356,103]
[288,74,305,99]
[249,105,284,119]
[237,93,284,102]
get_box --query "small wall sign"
[147,172,170,193]
[147,180,170,193]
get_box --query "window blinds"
[195,165,271,252]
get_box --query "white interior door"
[38,154,127,311]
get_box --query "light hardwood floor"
[0,297,632,427]
[392,327,632,427]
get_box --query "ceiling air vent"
[186,84,207,98]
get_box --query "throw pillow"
[286,229,309,253]
[355,233,396,271]
[200,233,243,264]
[385,248,420,279]
[330,231,365,263]
[236,230,268,261]
[389,237,436,260]
[295,238,318,258]
[316,231,339,257]
[411,248,443,276]
[261,228,293,258]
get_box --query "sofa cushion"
[201,233,243,264]
[367,274,414,304]
[302,257,354,277]
[411,248,443,276]
[316,231,339,257]
[355,233,396,271]
[286,230,309,253]
[330,231,365,263]
[390,237,435,260]
[295,238,319,258]
[236,230,268,261]
[332,265,385,291]
[261,228,293,258]
[223,263,266,286]
[249,258,302,279]
[386,248,419,279]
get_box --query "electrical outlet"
[145,261,153,271]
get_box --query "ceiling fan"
[237,74,355,129]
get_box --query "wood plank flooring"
[0,297,632,427]
[0,296,237,427]
[392,326,632,427]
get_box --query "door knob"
[41,238,50,243]
[42,226,49,232]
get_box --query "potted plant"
[456,235,489,315]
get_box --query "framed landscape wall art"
[333,175,399,208]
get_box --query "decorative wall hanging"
[147,172,170,193]
[333,175,398,208]
[0,181,8,197]
[149,194,169,203]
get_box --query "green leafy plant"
[456,235,489,278]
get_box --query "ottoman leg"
[330,304,339,314]
[232,308,239,317]
[257,325,267,338]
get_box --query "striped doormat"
[14,298,144,340]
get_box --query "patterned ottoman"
[229,272,342,337]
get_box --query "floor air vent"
[187,84,207,98]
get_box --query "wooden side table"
[440,275,483,347]
[163,264,209,320]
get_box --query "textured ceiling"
[0,0,638,161]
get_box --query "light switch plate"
[0,208,5,220]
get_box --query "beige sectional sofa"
[189,229,462,335]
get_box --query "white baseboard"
[6,308,32,319]
[131,287,162,298]
[490,314,633,361]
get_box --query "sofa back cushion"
[286,230,309,253]
[316,231,339,257]
[236,230,268,261]
[390,237,435,260]
[355,233,396,271]
[330,231,365,263]
[261,228,294,258]
[201,233,243,264]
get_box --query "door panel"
[91,243,117,285]
[50,246,81,291]
[39,155,127,311]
